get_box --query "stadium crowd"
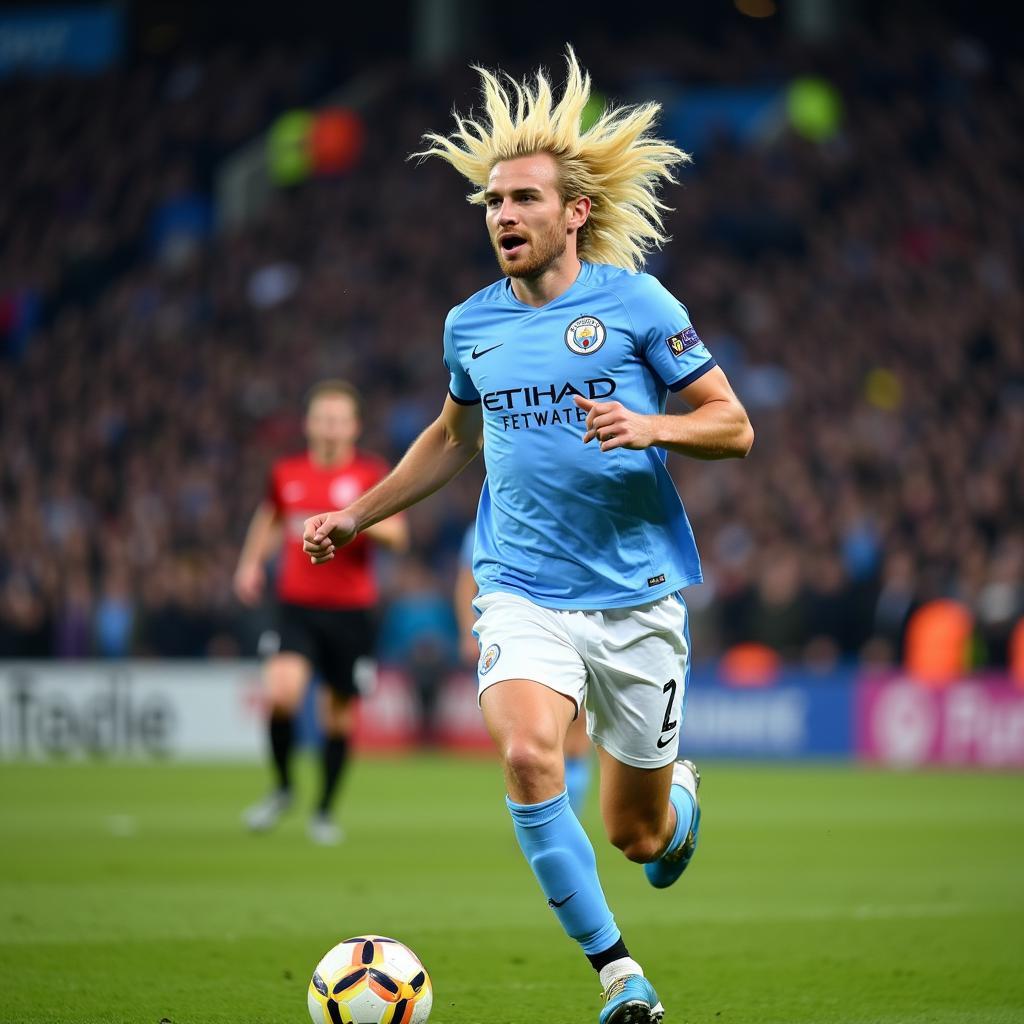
[1,16,1021,672]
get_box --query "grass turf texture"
[1,757,1022,1024]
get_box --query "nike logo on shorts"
[471,343,503,359]
[657,733,677,749]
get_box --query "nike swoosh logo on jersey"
[471,343,503,359]
[656,733,678,749]
[547,891,577,909]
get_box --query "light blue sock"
[506,790,620,955]
[663,785,696,857]
[564,756,592,816]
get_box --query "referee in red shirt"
[234,380,408,844]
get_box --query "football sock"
[598,957,645,991]
[587,937,632,974]
[662,784,697,858]
[506,789,621,957]
[319,735,350,814]
[564,755,592,816]
[268,713,294,792]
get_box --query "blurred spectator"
[93,569,136,659]
[54,570,94,659]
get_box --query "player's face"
[485,153,571,278]
[305,393,359,455]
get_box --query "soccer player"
[235,380,408,845]
[302,51,753,1021]
[456,520,594,815]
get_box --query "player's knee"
[502,739,561,794]
[609,824,663,864]
[268,692,300,716]
[268,690,302,715]
[321,718,351,738]
[266,659,308,712]
[322,706,354,737]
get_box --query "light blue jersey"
[445,261,716,610]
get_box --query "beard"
[491,220,568,279]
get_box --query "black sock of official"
[269,714,294,793]
[319,735,350,814]
[586,937,631,974]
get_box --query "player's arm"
[233,501,283,605]
[303,397,483,563]
[575,365,754,459]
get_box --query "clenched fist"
[574,395,654,451]
[302,511,358,564]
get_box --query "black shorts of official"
[274,603,376,698]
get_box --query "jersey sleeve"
[630,274,716,392]
[442,306,481,405]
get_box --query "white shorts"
[473,591,690,770]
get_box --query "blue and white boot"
[644,759,701,890]
[599,975,665,1024]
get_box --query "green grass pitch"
[1,756,1023,1024]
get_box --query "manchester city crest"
[479,643,501,675]
[564,315,606,355]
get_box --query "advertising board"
[856,677,1024,767]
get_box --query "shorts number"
[661,678,679,733]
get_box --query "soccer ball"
[307,935,432,1024]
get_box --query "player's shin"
[506,790,622,956]
[319,734,349,812]
[269,713,295,792]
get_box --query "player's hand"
[575,395,654,451]
[302,511,358,564]
[233,562,265,606]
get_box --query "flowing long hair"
[413,47,690,272]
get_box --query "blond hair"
[413,47,690,272]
